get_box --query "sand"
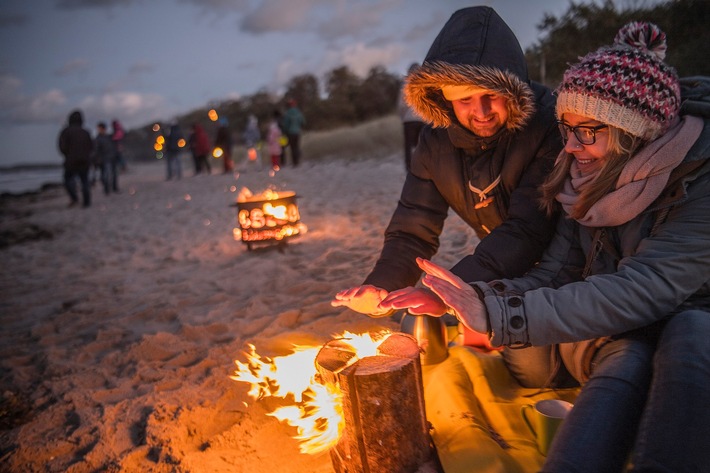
[0,153,478,472]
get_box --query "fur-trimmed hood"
[405,6,535,131]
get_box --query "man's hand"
[416,258,488,333]
[378,287,448,316]
[331,285,392,317]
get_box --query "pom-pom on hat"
[556,22,680,141]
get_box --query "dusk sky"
[1,0,581,168]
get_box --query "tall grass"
[233,114,404,165]
[302,114,403,162]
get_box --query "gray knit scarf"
[556,115,704,227]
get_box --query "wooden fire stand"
[315,333,434,473]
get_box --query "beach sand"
[0,153,478,472]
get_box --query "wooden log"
[316,333,433,473]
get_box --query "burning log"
[316,333,433,473]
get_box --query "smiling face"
[559,113,611,175]
[450,91,509,137]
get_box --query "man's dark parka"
[364,6,562,291]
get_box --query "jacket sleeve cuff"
[472,280,531,348]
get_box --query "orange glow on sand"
[231,330,392,454]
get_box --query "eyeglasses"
[557,120,608,145]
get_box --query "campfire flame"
[232,330,391,454]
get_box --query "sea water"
[0,165,63,195]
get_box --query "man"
[332,6,562,319]
[281,98,305,166]
[58,109,93,208]
[398,62,426,171]
[93,122,119,195]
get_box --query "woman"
[380,23,710,472]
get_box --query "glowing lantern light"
[231,187,306,251]
[208,109,219,121]
[177,138,186,148]
[213,147,224,158]
[248,147,258,161]
[153,123,161,132]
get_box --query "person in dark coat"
[398,62,426,171]
[58,109,93,207]
[281,99,305,166]
[332,7,562,323]
[93,121,118,194]
[188,123,212,175]
[164,122,184,180]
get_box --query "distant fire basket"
[231,190,305,251]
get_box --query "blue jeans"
[100,160,119,194]
[505,310,710,472]
[166,152,182,180]
[629,310,710,472]
[64,167,91,207]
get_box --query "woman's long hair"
[540,126,645,219]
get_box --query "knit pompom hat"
[556,22,680,141]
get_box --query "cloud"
[0,74,68,125]
[0,11,30,28]
[0,75,67,125]
[0,73,170,129]
[55,58,91,77]
[178,0,250,12]
[127,61,155,75]
[322,41,404,77]
[55,0,136,9]
[315,2,390,41]
[239,0,318,34]
[78,91,174,127]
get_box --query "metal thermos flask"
[399,313,448,365]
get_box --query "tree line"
[126,0,707,162]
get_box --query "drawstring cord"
[469,174,501,209]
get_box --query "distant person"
[164,122,184,180]
[111,119,127,172]
[215,118,234,173]
[398,63,426,171]
[243,114,262,170]
[58,109,93,208]
[188,123,212,175]
[281,98,305,166]
[93,121,119,194]
[266,109,284,169]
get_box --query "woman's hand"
[378,286,448,316]
[331,285,392,317]
[416,257,488,333]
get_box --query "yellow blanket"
[422,346,578,473]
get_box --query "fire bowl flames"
[231,188,306,251]
[232,331,434,473]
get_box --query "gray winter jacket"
[473,115,710,370]
[364,6,562,291]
